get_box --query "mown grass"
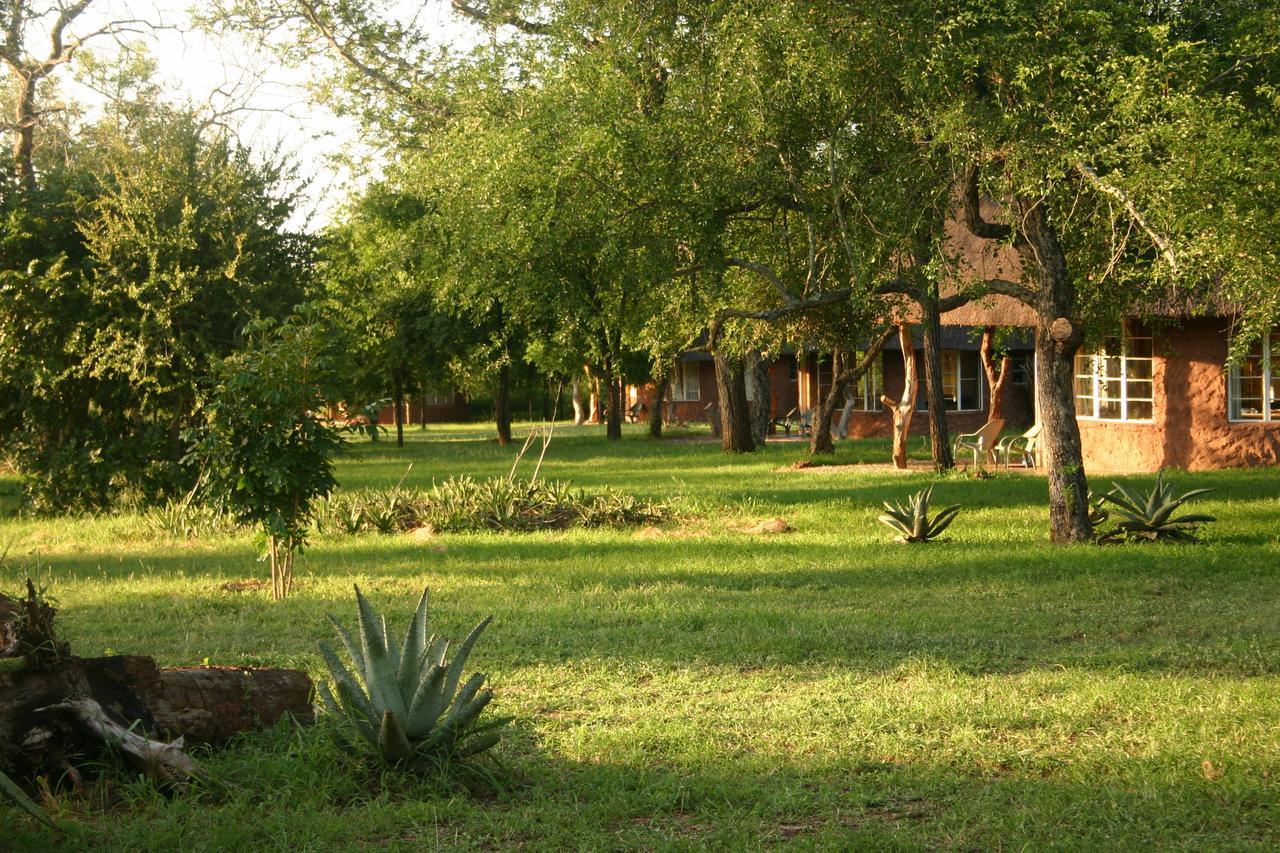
[3,422,1280,850]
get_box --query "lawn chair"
[797,409,814,437]
[627,401,645,423]
[771,407,800,436]
[953,418,1005,469]
[995,423,1042,470]
[705,401,721,437]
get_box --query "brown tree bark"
[919,306,954,470]
[809,327,895,454]
[495,362,512,445]
[648,371,669,438]
[713,353,755,453]
[980,326,1011,421]
[1016,200,1092,542]
[601,361,623,441]
[392,378,405,448]
[745,349,771,445]
[571,373,586,425]
[881,325,919,469]
[962,165,1093,542]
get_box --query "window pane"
[1102,379,1123,402]
[1127,399,1153,420]
[1103,355,1123,379]
[959,377,980,411]
[1099,398,1122,419]
[1126,336,1154,359]
[1126,379,1153,401]
[1126,357,1153,380]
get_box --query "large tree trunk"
[495,362,513,446]
[980,327,1011,421]
[746,349,771,445]
[919,306,954,470]
[881,325,919,469]
[810,327,895,454]
[571,374,586,425]
[649,371,669,438]
[601,361,622,441]
[392,377,405,448]
[1017,200,1092,543]
[836,391,857,439]
[12,77,37,192]
[713,353,755,453]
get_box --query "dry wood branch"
[1074,162,1178,275]
[36,698,204,787]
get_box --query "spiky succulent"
[318,586,506,774]
[878,486,962,543]
[1099,472,1216,543]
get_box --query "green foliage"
[1098,472,1217,543]
[878,486,962,543]
[0,95,310,512]
[191,308,343,598]
[313,478,669,536]
[142,498,237,540]
[318,586,506,776]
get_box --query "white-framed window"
[1228,326,1280,422]
[1009,352,1032,388]
[1074,322,1154,421]
[917,349,982,412]
[673,360,701,402]
[847,354,883,412]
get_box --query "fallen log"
[0,586,314,789]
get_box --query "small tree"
[194,308,343,600]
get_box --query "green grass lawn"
[4,422,1280,850]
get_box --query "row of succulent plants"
[312,476,670,535]
[878,471,1217,544]
[141,476,669,540]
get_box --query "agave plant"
[1099,471,1216,543]
[878,486,962,543]
[1,767,55,829]
[318,587,506,774]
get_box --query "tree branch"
[1074,162,1179,275]
[961,162,1014,240]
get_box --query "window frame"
[916,349,983,413]
[1227,327,1280,423]
[1074,323,1155,423]
[673,360,701,402]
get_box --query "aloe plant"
[1,767,55,829]
[1099,471,1216,542]
[878,486,962,543]
[318,587,506,774]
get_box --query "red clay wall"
[1079,318,1280,471]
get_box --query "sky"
[56,0,475,230]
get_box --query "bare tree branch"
[961,162,1014,240]
[1074,161,1179,275]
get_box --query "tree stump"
[0,589,314,788]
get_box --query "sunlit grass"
[3,422,1279,848]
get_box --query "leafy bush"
[318,587,506,776]
[191,309,344,599]
[1098,471,1216,543]
[878,485,962,543]
[313,477,669,535]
